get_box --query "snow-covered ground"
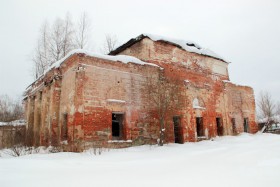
[0,133,280,187]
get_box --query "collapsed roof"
[109,34,228,63]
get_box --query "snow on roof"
[110,34,228,63]
[222,80,231,83]
[25,49,160,92]
[142,34,228,63]
[47,49,159,74]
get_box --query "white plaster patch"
[193,98,206,110]
[70,105,75,115]
[78,105,83,113]
[212,61,228,76]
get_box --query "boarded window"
[196,117,204,137]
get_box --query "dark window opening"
[39,91,42,101]
[196,117,204,137]
[244,118,249,133]
[112,121,120,137]
[173,116,182,144]
[232,118,237,134]
[62,113,68,141]
[112,113,124,140]
[216,117,223,136]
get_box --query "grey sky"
[1,0,280,103]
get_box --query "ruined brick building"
[24,34,258,150]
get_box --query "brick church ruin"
[24,34,258,150]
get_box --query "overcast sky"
[1,0,280,103]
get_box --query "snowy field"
[0,133,280,187]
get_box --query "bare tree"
[32,13,94,79]
[258,91,276,131]
[32,21,50,79]
[32,15,75,78]
[102,34,118,54]
[0,95,23,122]
[11,100,24,120]
[146,73,181,146]
[48,18,65,64]
[276,102,280,116]
[0,95,12,122]
[61,13,75,57]
[48,14,75,65]
[75,12,92,49]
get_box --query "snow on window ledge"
[193,106,206,110]
[108,140,133,143]
[197,136,207,140]
[106,99,126,103]
[222,80,231,83]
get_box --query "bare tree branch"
[258,91,276,132]
[32,21,50,79]
[0,95,23,122]
[258,91,275,120]
[31,12,93,80]
[75,12,92,49]
[145,73,181,146]
[102,34,118,54]
[62,13,75,57]
[49,18,64,63]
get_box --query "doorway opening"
[112,113,124,140]
[196,117,204,137]
[232,118,237,134]
[216,117,223,136]
[244,118,249,133]
[173,116,182,143]
[62,113,68,141]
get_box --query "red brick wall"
[118,38,258,141]
[78,56,161,148]
[24,38,258,150]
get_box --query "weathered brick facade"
[24,34,258,151]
